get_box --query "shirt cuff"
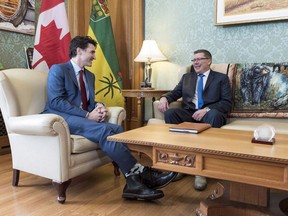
[96,102,105,107]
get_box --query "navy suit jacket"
[162,68,232,114]
[42,61,97,120]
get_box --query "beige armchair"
[0,68,126,204]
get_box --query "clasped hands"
[87,104,108,122]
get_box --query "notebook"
[169,122,211,134]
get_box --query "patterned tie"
[197,74,205,109]
[79,70,88,111]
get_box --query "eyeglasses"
[191,58,209,62]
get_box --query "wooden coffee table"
[107,124,288,216]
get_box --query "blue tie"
[197,74,204,109]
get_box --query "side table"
[122,89,169,129]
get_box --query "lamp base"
[140,81,152,89]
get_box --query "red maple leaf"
[34,20,70,69]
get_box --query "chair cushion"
[71,135,100,153]
[147,118,165,125]
[222,118,288,135]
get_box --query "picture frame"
[215,0,288,25]
[229,62,288,119]
[0,0,35,35]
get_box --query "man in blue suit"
[43,35,176,200]
[158,49,232,191]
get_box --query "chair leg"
[52,179,72,204]
[12,169,20,186]
[112,161,120,176]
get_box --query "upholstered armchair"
[0,68,126,204]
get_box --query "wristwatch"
[205,107,211,112]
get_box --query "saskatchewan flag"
[86,0,124,107]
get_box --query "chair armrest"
[9,114,69,136]
[107,106,126,125]
[8,114,72,181]
[153,101,164,120]
[152,100,182,120]
[9,108,125,135]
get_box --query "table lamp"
[134,40,167,88]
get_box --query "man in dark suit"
[43,35,176,201]
[158,49,232,190]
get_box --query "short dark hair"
[69,36,97,58]
[194,49,212,59]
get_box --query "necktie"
[79,70,88,111]
[197,74,204,109]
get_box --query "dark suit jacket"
[162,68,232,114]
[42,61,97,121]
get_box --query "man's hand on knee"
[158,97,169,113]
[192,109,207,121]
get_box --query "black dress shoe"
[172,173,187,182]
[140,167,177,189]
[122,174,164,200]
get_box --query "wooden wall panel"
[128,0,144,129]
[67,0,144,130]
[67,0,90,37]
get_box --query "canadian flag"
[32,0,71,72]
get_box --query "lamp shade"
[134,40,167,62]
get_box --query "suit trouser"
[66,116,137,174]
[164,108,227,128]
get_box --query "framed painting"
[0,0,35,35]
[215,0,288,25]
[229,63,288,118]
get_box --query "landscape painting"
[215,0,288,25]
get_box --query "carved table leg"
[123,97,128,131]
[52,179,72,204]
[136,96,142,128]
[196,182,277,216]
